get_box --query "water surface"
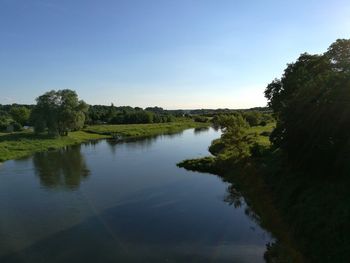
[0,128,273,262]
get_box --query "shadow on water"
[193,126,210,135]
[106,130,184,155]
[221,179,300,262]
[33,145,90,190]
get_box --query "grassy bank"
[84,121,208,138]
[0,131,109,162]
[0,121,208,162]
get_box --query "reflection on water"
[222,178,296,261]
[106,131,185,156]
[33,145,90,190]
[0,128,274,263]
[224,184,264,232]
[224,184,244,208]
[193,126,210,134]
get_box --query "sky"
[0,0,349,109]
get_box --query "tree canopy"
[10,106,31,126]
[265,39,350,174]
[31,89,88,136]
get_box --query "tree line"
[1,92,271,135]
[87,104,175,125]
[0,91,182,135]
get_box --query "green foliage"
[0,130,107,162]
[242,111,262,126]
[0,112,12,131]
[113,111,154,124]
[87,104,175,125]
[145,106,164,113]
[214,114,254,162]
[177,157,218,174]
[265,38,350,174]
[84,121,208,138]
[250,143,269,157]
[256,150,350,262]
[209,114,275,162]
[193,116,209,123]
[31,89,88,136]
[0,105,33,132]
[9,106,31,126]
[0,113,22,132]
[208,138,225,156]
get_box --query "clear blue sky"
[0,0,349,109]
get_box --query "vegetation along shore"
[178,39,350,262]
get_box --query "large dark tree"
[265,39,350,174]
[31,89,88,136]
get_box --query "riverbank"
[178,122,350,262]
[0,121,208,162]
[177,123,305,262]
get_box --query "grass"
[0,130,108,162]
[246,122,275,146]
[0,121,209,162]
[84,121,208,138]
[177,122,275,172]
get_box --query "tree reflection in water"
[193,126,210,135]
[223,184,243,208]
[33,145,90,190]
[223,182,300,262]
[106,131,184,156]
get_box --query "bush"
[194,116,208,123]
[208,139,226,156]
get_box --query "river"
[0,128,274,262]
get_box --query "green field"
[246,122,275,146]
[84,121,208,138]
[0,121,208,162]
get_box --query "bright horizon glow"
[1,0,349,109]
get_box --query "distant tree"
[194,116,208,123]
[10,106,31,126]
[242,111,262,126]
[123,111,154,124]
[145,106,164,113]
[31,89,88,136]
[106,103,117,122]
[0,112,12,132]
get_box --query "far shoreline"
[0,121,209,163]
